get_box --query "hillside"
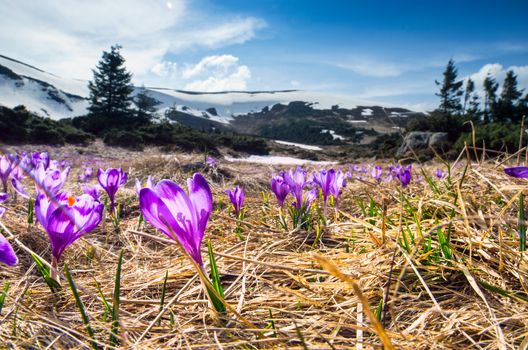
[0,54,425,146]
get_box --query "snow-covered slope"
[0,55,89,118]
[0,54,402,122]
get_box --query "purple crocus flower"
[0,154,17,192]
[435,168,445,179]
[0,192,9,218]
[395,165,412,187]
[98,168,127,210]
[135,176,155,195]
[371,166,383,182]
[33,164,70,195]
[226,186,245,216]
[82,185,101,200]
[36,191,103,278]
[271,175,290,207]
[78,167,93,183]
[0,233,18,266]
[292,188,318,210]
[312,169,336,205]
[31,152,50,170]
[283,167,311,209]
[206,156,217,168]
[139,173,213,267]
[389,164,412,187]
[504,166,528,178]
[330,170,348,204]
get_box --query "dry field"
[1,144,527,349]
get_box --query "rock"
[429,132,449,147]
[206,107,218,116]
[396,131,448,157]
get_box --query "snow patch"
[224,155,335,166]
[361,108,373,116]
[321,129,345,140]
[348,120,367,123]
[274,140,322,151]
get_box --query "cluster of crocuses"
[269,167,350,227]
[349,163,413,186]
[0,150,129,280]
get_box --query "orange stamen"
[68,196,76,207]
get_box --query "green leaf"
[207,240,226,314]
[30,253,61,293]
[437,227,453,261]
[267,308,277,337]
[27,198,34,225]
[0,282,11,315]
[64,263,99,350]
[94,279,112,322]
[374,298,383,321]
[110,250,124,346]
[158,270,169,326]
[478,279,528,303]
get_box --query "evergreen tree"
[87,45,134,132]
[134,87,162,124]
[462,78,474,114]
[496,70,524,122]
[463,78,480,119]
[483,74,498,122]
[435,59,464,115]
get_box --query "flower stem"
[51,256,59,284]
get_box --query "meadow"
[0,142,527,349]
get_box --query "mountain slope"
[0,54,424,145]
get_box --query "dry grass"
[1,146,528,349]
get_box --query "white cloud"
[466,63,528,98]
[182,55,240,79]
[183,56,251,91]
[0,0,265,83]
[151,61,178,77]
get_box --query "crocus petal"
[135,178,142,195]
[505,166,528,179]
[187,174,212,235]
[0,206,6,217]
[140,188,170,238]
[0,234,17,266]
[11,178,29,199]
[0,193,9,202]
[119,170,128,186]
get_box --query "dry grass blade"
[314,254,395,350]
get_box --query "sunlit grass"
[0,143,527,349]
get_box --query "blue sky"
[1,0,527,110]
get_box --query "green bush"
[103,129,144,150]
[455,122,522,153]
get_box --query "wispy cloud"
[0,0,265,83]
[336,59,404,77]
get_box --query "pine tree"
[483,74,498,122]
[435,59,464,115]
[87,45,134,131]
[134,87,162,123]
[463,78,480,119]
[463,78,474,114]
[496,70,524,122]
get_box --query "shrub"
[455,122,522,153]
[103,129,144,150]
